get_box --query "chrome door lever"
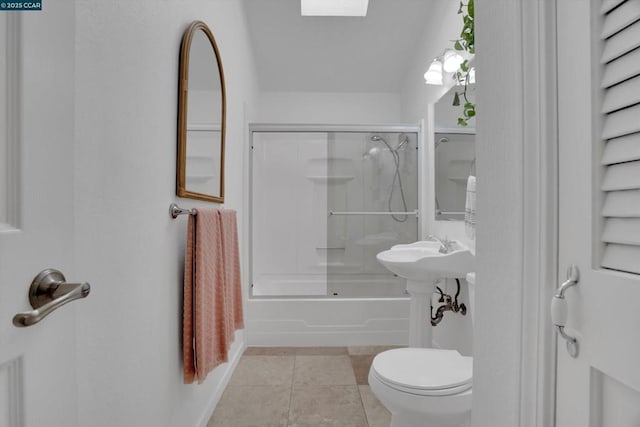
[13,269,90,327]
[551,265,580,357]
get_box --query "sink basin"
[377,240,475,347]
[376,240,474,282]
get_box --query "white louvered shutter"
[600,0,640,274]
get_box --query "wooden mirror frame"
[177,20,226,203]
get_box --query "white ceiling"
[243,0,439,93]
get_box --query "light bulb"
[424,59,443,85]
[443,50,464,72]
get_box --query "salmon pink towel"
[219,209,245,341]
[183,208,244,384]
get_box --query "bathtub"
[246,275,411,346]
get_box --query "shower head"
[435,137,449,149]
[364,135,387,160]
[371,134,407,151]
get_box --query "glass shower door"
[325,131,418,297]
[250,127,419,298]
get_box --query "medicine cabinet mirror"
[177,20,226,203]
[433,85,475,221]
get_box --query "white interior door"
[0,5,80,427]
[556,0,640,425]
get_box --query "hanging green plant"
[452,0,475,127]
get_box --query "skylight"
[301,0,369,16]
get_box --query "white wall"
[256,91,402,124]
[74,1,258,426]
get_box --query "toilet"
[368,272,476,427]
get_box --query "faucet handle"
[443,236,455,248]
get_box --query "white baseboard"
[196,329,247,427]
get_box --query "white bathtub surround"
[246,297,410,347]
[251,274,407,298]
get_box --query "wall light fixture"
[424,49,472,85]
[442,49,464,72]
[424,59,444,85]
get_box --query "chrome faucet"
[426,235,454,254]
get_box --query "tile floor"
[207,346,398,427]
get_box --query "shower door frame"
[248,123,424,299]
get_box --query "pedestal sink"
[377,240,474,347]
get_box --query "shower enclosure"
[250,124,420,299]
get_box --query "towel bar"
[170,203,197,218]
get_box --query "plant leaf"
[453,92,461,106]
[454,40,463,51]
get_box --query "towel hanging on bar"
[182,207,244,384]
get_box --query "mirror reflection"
[434,85,475,221]
[177,21,226,203]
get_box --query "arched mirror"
[177,21,226,203]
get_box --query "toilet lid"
[371,348,472,396]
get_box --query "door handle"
[12,269,91,327]
[551,264,579,358]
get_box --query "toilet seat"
[371,348,472,397]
